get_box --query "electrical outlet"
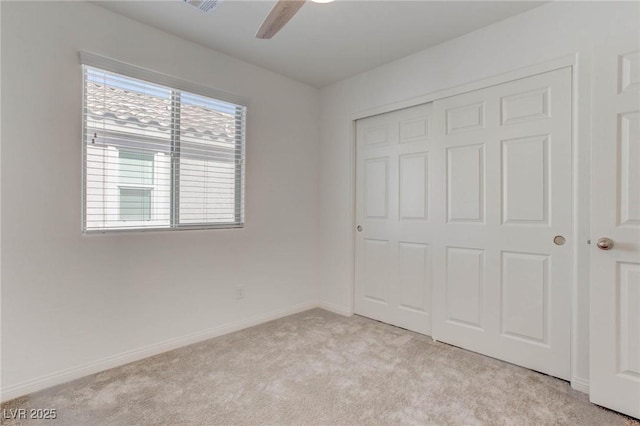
[235,286,245,300]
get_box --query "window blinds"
[82,57,246,232]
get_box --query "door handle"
[596,237,614,250]
[356,225,362,232]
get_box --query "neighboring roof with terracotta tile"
[86,81,238,143]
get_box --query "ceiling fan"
[256,0,334,39]
[183,0,332,40]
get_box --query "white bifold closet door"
[355,67,572,380]
[355,103,434,336]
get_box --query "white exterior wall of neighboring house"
[85,145,171,230]
[179,157,236,224]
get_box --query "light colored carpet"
[2,308,638,425]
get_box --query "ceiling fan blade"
[256,0,306,39]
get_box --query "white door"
[590,32,640,419]
[431,68,573,380]
[355,103,433,335]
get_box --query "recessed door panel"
[365,126,389,147]
[619,111,640,227]
[447,144,484,223]
[400,153,428,221]
[446,102,484,134]
[501,87,550,125]
[398,242,430,312]
[501,252,549,345]
[364,239,390,303]
[446,247,484,329]
[620,51,640,93]
[400,117,430,143]
[502,135,549,225]
[617,262,640,378]
[364,158,389,219]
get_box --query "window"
[82,55,246,232]
[119,188,152,221]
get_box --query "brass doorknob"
[596,237,614,250]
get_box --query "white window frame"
[80,52,248,233]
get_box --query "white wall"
[318,1,640,390]
[1,1,320,397]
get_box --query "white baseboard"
[317,301,353,317]
[571,376,589,394]
[0,301,317,403]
